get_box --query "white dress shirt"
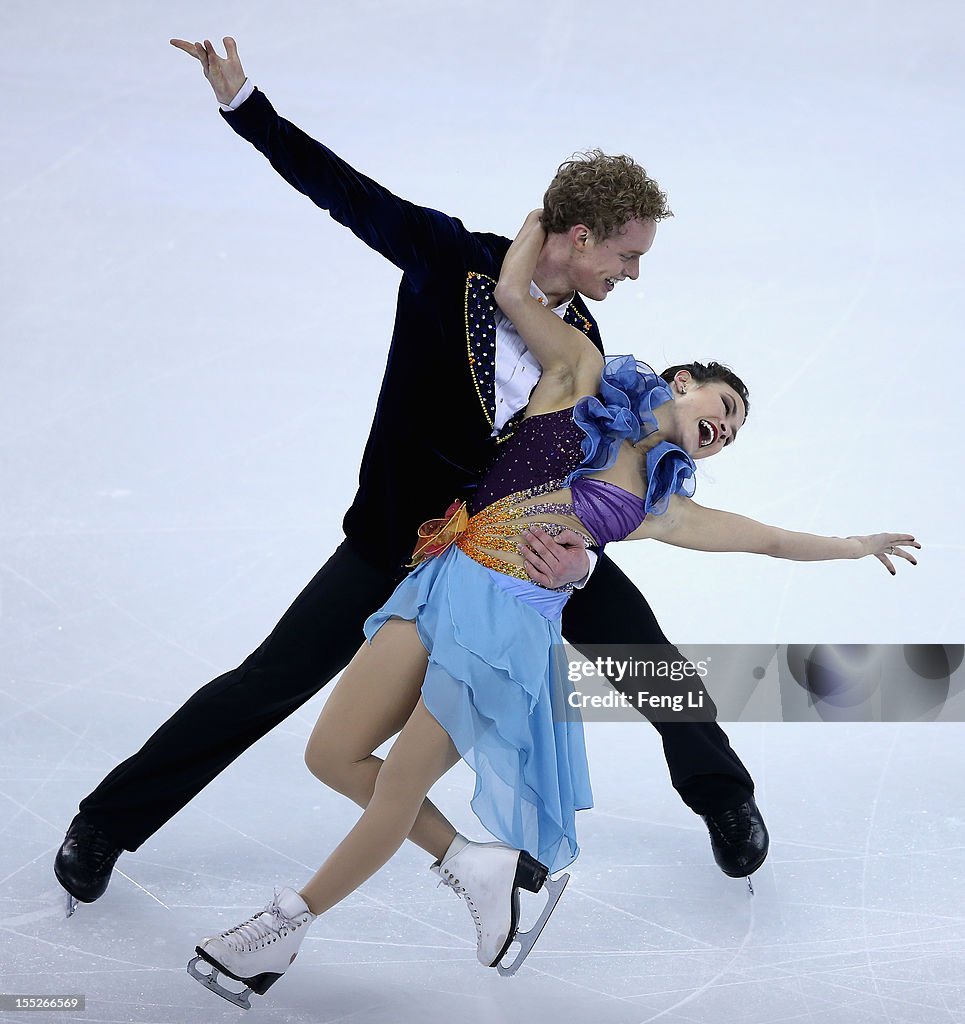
[492,281,572,433]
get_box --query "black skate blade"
[496,871,569,977]
[187,954,253,1010]
[190,945,285,1000]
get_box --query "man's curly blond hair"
[542,149,672,240]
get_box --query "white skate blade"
[187,955,253,1011]
[63,889,78,919]
[496,871,569,977]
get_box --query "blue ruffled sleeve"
[643,440,696,515]
[565,356,697,515]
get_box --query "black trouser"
[563,556,753,815]
[79,540,753,850]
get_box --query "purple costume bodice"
[569,478,647,546]
[471,408,647,545]
[471,409,582,511]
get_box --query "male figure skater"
[55,37,767,910]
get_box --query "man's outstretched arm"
[171,37,490,285]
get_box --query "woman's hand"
[517,209,547,242]
[848,534,920,575]
[171,36,246,106]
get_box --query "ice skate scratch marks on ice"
[0,561,64,613]
[98,596,220,673]
[635,894,756,1024]
[780,967,959,1022]
[780,899,965,928]
[0,848,67,890]
[0,684,170,909]
[0,765,80,837]
[767,196,883,640]
[0,906,67,928]
[1,138,101,206]
[859,726,900,1024]
[0,923,164,971]
[114,869,169,909]
[0,685,140,778]
[576,890,716,949]
[0,706,89,836]
[0,332,300,447]
[0,683,81,731]
[0,748,168,912]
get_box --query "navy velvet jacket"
[222,90,604,573]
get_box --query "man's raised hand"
[170,36,246,107]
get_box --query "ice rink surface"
[2,2,963,1021]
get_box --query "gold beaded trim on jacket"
[465,271,498,431]
[464,271,594,448]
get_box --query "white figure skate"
[431,838,568,976]
[187,887,315,1010]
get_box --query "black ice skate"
[702,797,769,888]
[54,815,122,918]
[432,838,568,976]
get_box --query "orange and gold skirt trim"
[407,482,588,584]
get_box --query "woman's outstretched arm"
[630,495,920,576]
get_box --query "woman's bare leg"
[305,618,459,861]
[300,696,460,915]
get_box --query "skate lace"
[219,897,302,952]
[74,823,121,867]
[436,868,482,942]
[710,805,751,844]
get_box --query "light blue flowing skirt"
[363,545,593,873]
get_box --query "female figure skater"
[187,213,918,1008]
